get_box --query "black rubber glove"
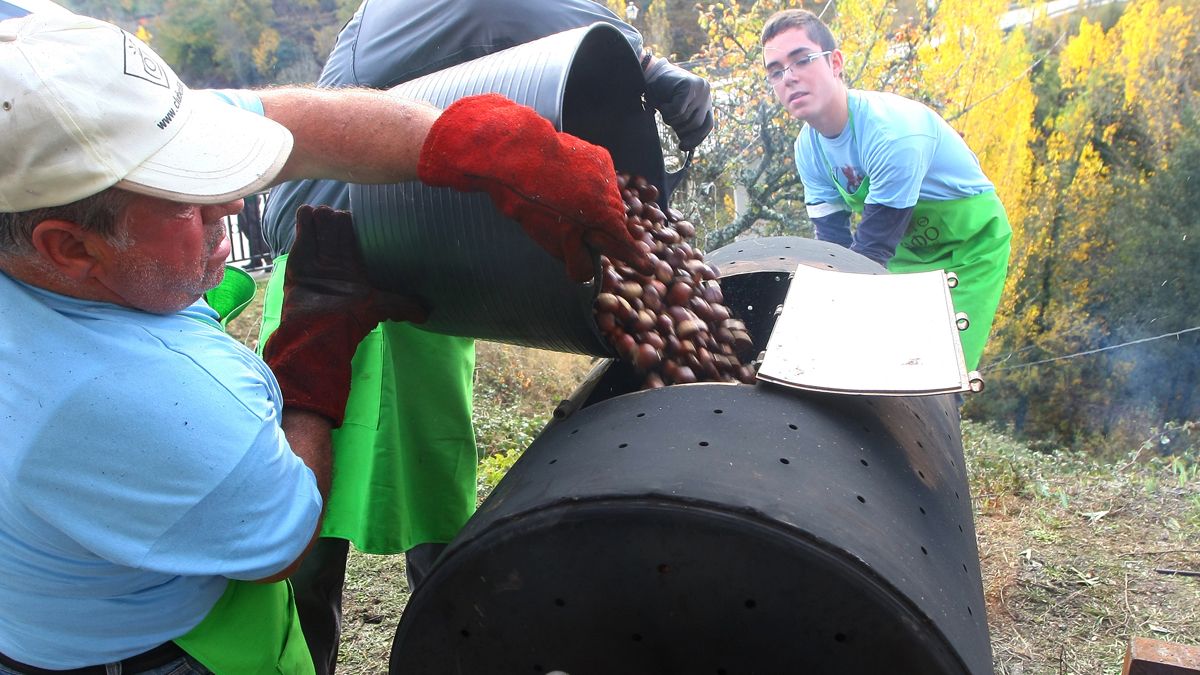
[643,56,714,151]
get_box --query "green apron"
[816,118,1012,371]
[259,254,477,553]
[157,268,315,674]
[173,580,314,674]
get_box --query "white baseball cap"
[0,11,293,212]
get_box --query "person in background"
[237,194,272,271]
[625,0,639,23]
[0,8,647,673]
[762,8,1011,371]
[258,1,715,671]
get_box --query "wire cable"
[982,325,1200,373]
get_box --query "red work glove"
[262,205,427,427]
[417,93,654,283]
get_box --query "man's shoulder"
[854,89,936,123]
[851,90,943,142]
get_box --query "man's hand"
[643,56,714,152]
[417,93,653,283]
[262,206,427,427]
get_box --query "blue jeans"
[0,655,211,675]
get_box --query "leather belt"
[0,641,187,675]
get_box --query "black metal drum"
[389,238,993,674]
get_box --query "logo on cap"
[123,33,169,88]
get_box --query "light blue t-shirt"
[795,89,993,212]
[0,271,321,667]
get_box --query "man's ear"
[29,220,104,281]
[831,49,845,80]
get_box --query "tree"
[968,0,1200,454]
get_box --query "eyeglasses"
[765,51,832,84]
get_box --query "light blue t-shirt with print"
[795,89,994,212]
[0,271,321,667]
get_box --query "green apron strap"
[173,579,314,675]
[815,103,870,214]
[203,266,258,327]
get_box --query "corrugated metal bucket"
[388,238,994,674]
[349,23,664,355]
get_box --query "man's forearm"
[852,203,915,266]
[281,408,333,500]
[811,210,853,248]
[259,87,441,186]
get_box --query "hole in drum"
[745,599,757,609]
[921,546,928,555]
[788,423,798,430]
[698,441,709,447]
[631,633,643,642]
[834,633,848,643]
[919,506,926,515]
[548,459,557,465]
[856,495,866,504]
[918,470,926,479]
[713,409,723,414]
[460,629,470,638]
[860,459,869,466]
[618,443,628,448]
[555,598,566,607]
[636,412,645,417]
[779,458,791,465]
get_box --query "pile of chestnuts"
[594,173,756,389]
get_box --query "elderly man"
[0,9,645,673]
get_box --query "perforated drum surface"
[391,383,991,674]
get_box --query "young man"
[762,9,1011,371]
[0,9,645,672]
[258,1,714,671]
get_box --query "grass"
[225,282,1199,674]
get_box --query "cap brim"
[116,89,293,204]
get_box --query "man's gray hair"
[0,188,137,256]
